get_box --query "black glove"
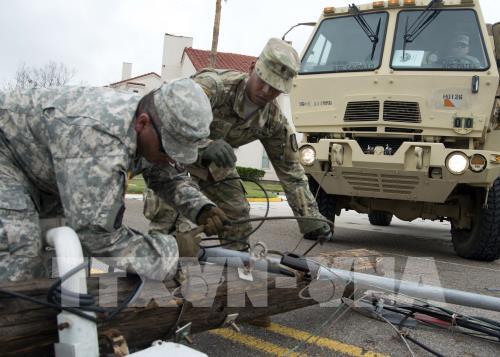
[201,140,237,168]
[196,205,230,236]
[303,224,333,244]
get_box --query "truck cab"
[291,0,500,261]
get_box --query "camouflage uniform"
[442,34,481,68]
[145,39,329,249]
[0,79,214,281]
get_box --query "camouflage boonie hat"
[154,78,212,164]
[255,38,300,94]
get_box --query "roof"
[184,47,257,73]
[109,72,160,87]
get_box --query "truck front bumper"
[301,139,500,203]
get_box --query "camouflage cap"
[254,38,300,94]
[454,34,470,46]
[153,78,212,164]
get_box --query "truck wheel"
[451,178,500,262]
[368,211,393,226]
[307,175,336,221]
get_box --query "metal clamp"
[238,242,268,281]
[174,322,193,344]
[223,313,240,332]
[250,241,268,260]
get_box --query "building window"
[261,151,269,169]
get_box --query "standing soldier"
[144,38,332,251]
[0,78,227,282]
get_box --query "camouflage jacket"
[0,87,212,277]
[190,69,325,233]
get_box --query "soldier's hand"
[201,140,237,168]
[303,223,333,245]
[175,226,204,257]
[196,206,229,236]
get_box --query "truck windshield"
[300,12,388,74]
[391,9,488,70]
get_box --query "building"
[107,62,161,95]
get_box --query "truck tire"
[451,178,500,262]
[368,211,393,226]
[307,175,336,221]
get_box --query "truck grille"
[343,171,419,194]
[344,101,380,121]
[383,101,421,123]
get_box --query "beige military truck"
[291,0,500,261]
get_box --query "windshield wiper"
[348,4,381,60]
[403,0,442,56]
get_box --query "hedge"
[236,166,265,181]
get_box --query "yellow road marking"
[247,197,283,202]
[266,323,388,357]
[209,328,304,356]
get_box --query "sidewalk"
[125,194,286,203]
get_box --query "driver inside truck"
[441,34,481,69]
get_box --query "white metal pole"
[200,248,500,312]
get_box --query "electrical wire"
[198,176,334,255]
[0,175,331,325]
[169,298,190,338]
[404,334,445,357]
[198,176,270,251]
[291,170,330,255]
[387,304,500,339]
[190,173,500,350]
[0,262,145,323]
[359,296,500,341]
[285,298,354,356]
[201,214,335,253]
[376,312,416,357]
[361,295,494,356]
[3,172,498,352]
[233,216,334,230]
[303,256,500,344]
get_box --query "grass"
[127,175,147,194]
[126,176,283,199]
[242,181,282,198]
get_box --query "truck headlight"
[299,146,316,166]
[446,152,468,175]
[469,154,487,173]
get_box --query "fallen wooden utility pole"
[0,249,381,356]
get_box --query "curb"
[246,197,284,202]
[125,194,285,203]
[125,194,143,200]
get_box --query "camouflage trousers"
[144,167,252,251]
[0,149,51,282]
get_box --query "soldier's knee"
[144,190,180,228]
[143,189,160,220]
[235,201,250,216]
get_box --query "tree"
[5,61,75,91]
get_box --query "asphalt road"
[124,198,500,357]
